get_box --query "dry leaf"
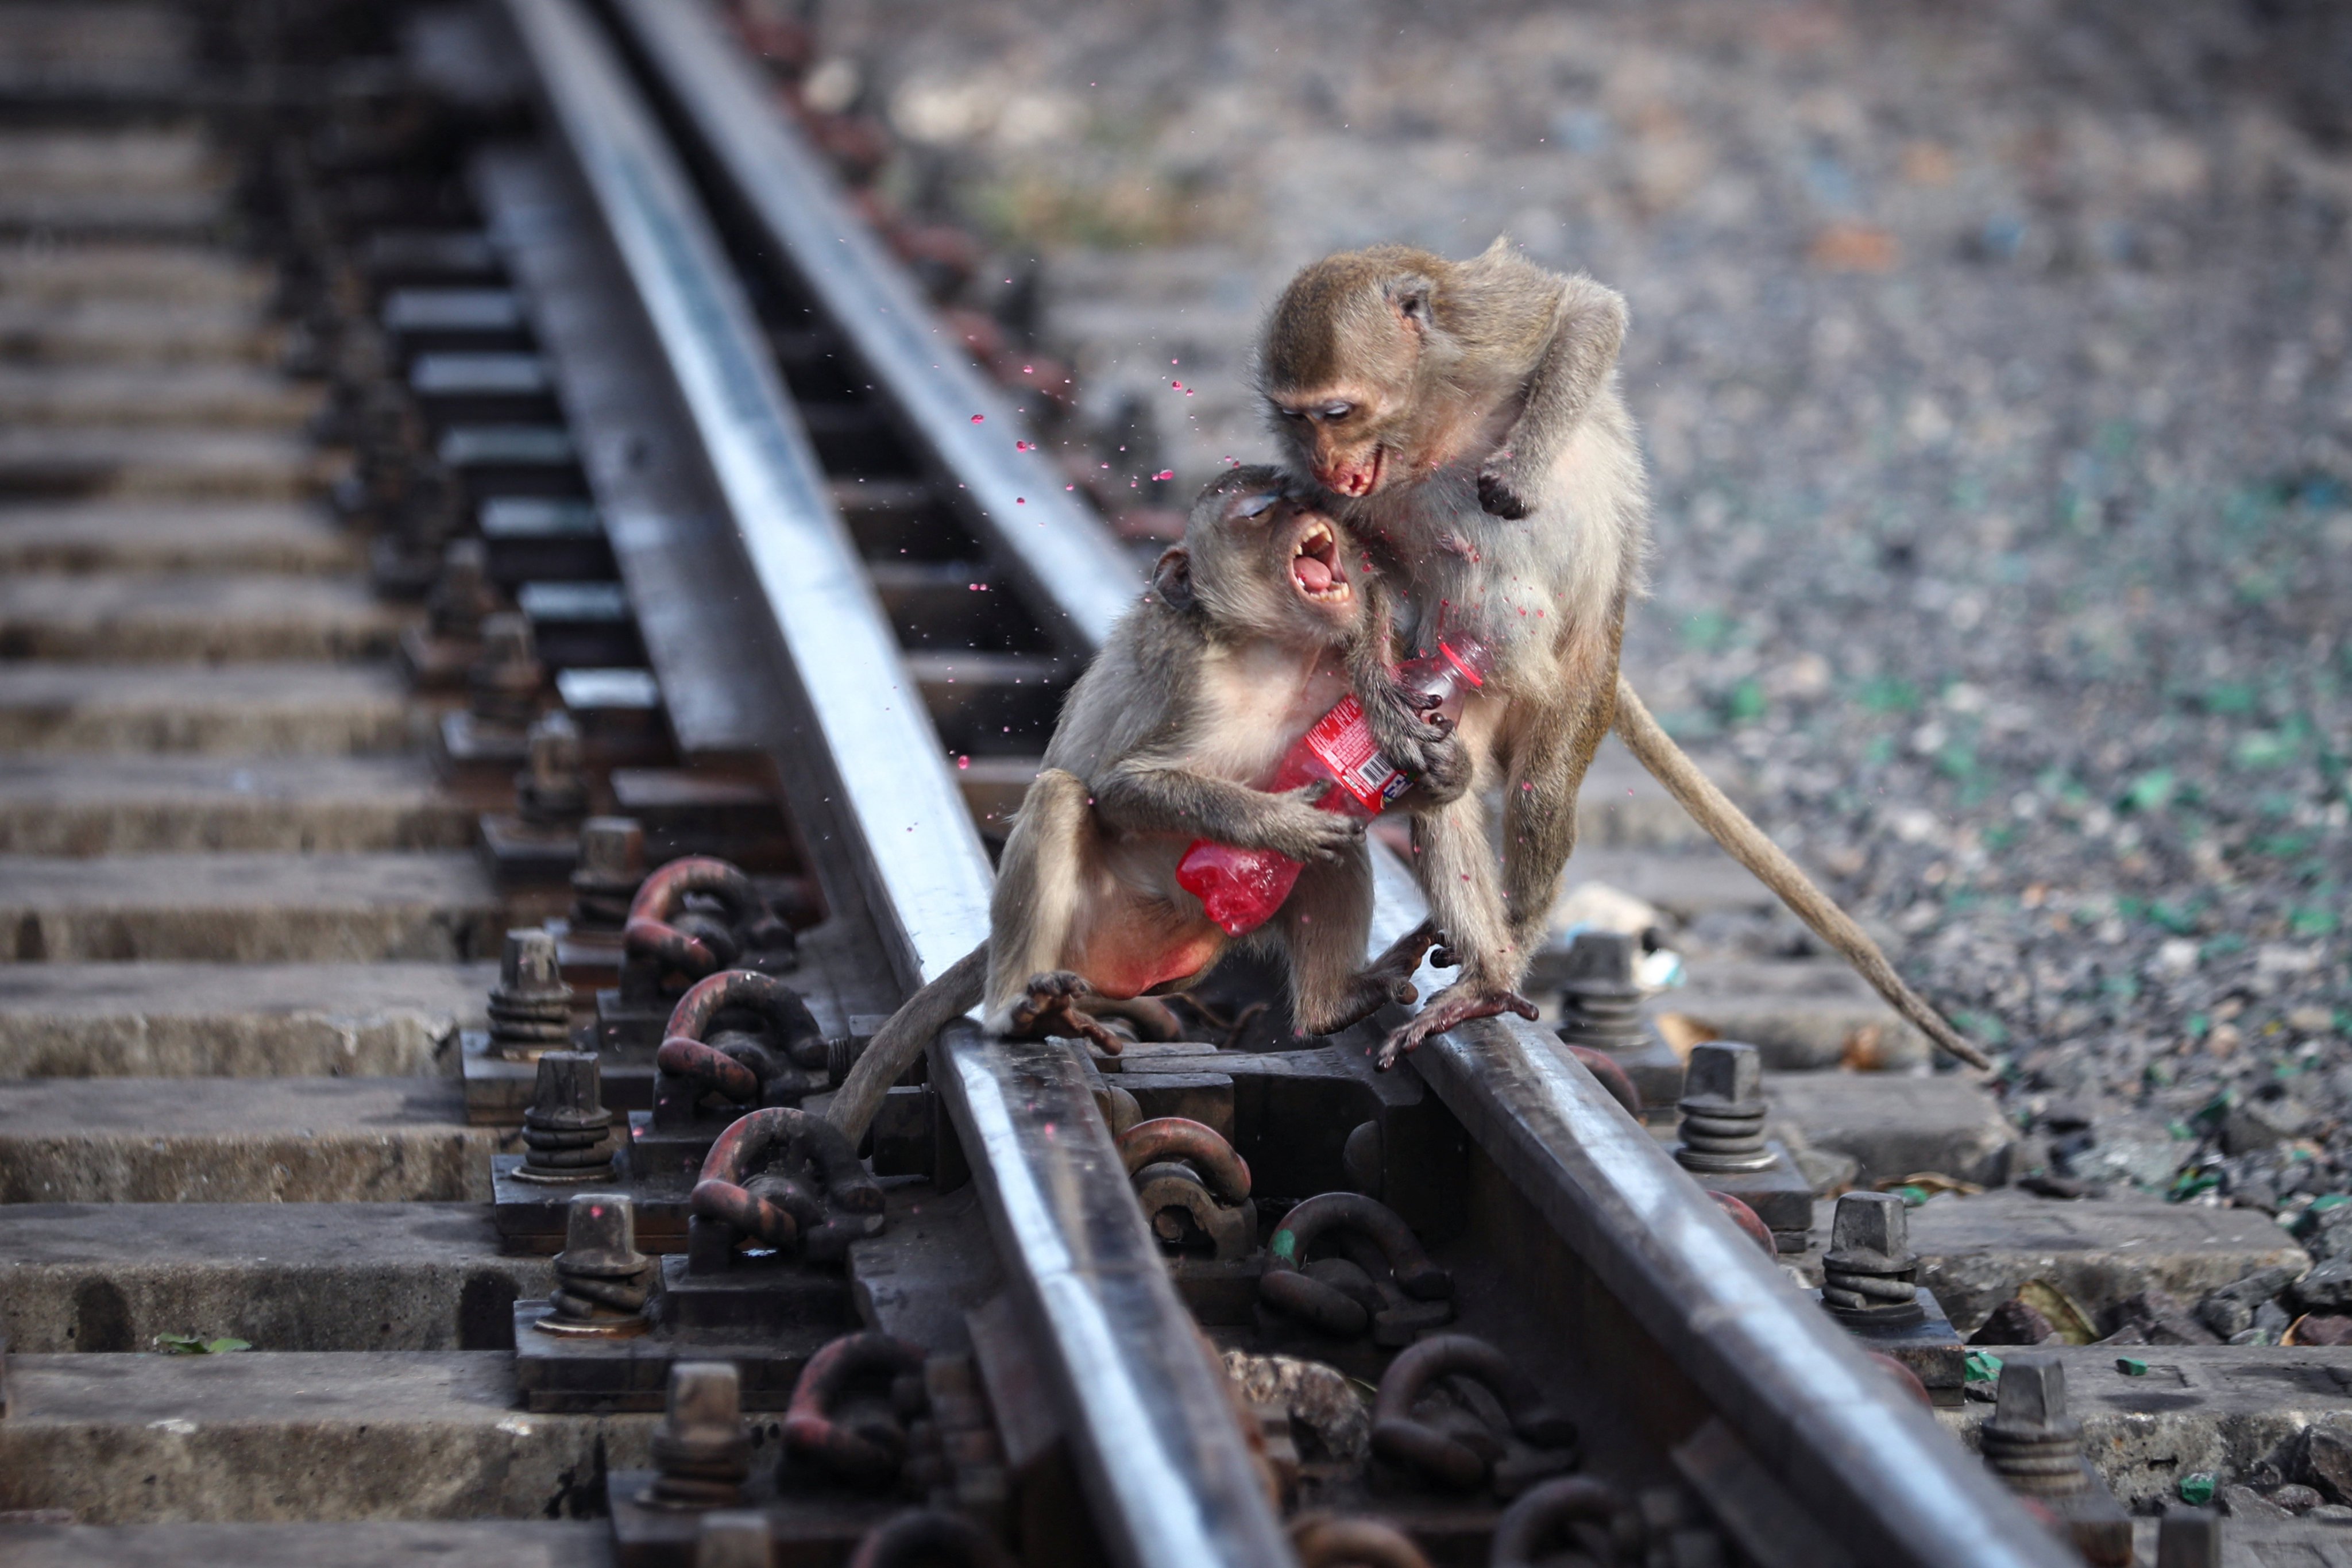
[1652,1011,1718,1063]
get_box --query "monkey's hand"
[1257,783,1368,862]
[1476,465,1534,521]
[1360,680,1473,807]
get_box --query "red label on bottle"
[1303,696,1409,812]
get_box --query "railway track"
[0,5,2335,1566]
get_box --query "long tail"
[826,941,989,1142]
[1612,677,1992,1072]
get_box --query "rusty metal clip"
[689,1106,883,1262]
[1287,1513,1431,1568]
[1704,1191,1778,1258]
[621,855,797,1001]
[1259,1193,1451,1340]
[1489,1476,1631,1568]
[1561,1043,1643,1119]
[1370,1334,1578,1493]
[655,969,830,1118]
[1119,1117,1256,1262]
[783,1331,927,1487]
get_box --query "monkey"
[1260,238,1992,1073]
[1260,237,1643,1065]
[827,467,1461,1141]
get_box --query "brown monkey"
[1261,240,1991,1072]
[1262,237,1644,1064]
[828,468,1454,1140]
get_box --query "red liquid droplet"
[1153,470,1174,481]
[970,414,984,423]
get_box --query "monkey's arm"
[1611,678,1992,1071]
[1478,276,1629,520]
[1342,577,1472,807]
[1092,758,1364,862]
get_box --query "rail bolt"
[1821,1191,1926,1327]
[654,970,831,1126]
[570,816,646,932]
[426,537,497,641]
[783,1331,928,1488]
[1553,930,1645,1050]
[537,1191,654,1338]
[1982,1353,2089,1497]
[642,1362,753,1511]
[486,927,574,1059]
[469,612,543,732]
[1370,1334,1578,1496]
[1118,1118,1255,1262]
[515,710,589,828]
[689,1106,885,1266]
[622,855,798,1002]
[1488,1476,1632,1568]
[1673,1042,1774,1174]
[516,1051,616,1184]
[1260,1193,1452,1343]
[846,1508,1014,1568]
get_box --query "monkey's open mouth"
[1327,445,1385,498]
[1291,519,1349,601]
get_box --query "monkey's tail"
[826,941,989,1142]
[1611,676,1993,1072]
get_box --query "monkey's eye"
[1270,402,1306,422]
[1316,401,1354,422]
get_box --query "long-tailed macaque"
[1261,238,1642,1063]
[1261,238,1991,1072]
[828,468,1451,1139]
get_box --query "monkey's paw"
[1269,785,1368,861]
[1476,469,1532,520]
[1374,980,1540,1069]
[1361,683,1469,802]
[1007,971,1125,1056]
[1365,918,1443,1003]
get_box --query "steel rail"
[497,2,1295,1565]
[532,2,2069,1561]
[1362,855,2071,1568]
[609,0,1142,657]
[500,0,988,988]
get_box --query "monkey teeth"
[1292,522,1346,600]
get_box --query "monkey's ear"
[1385,273,1435,333]
[1150,546,1195,611]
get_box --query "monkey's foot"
[1476,469,1532,520]
[1362,918,1443,1006]
[1008,971,1126,1057]
[1087,994,1184,1041]
[1374,980,1539,1070]
[1315,918,1446,1034]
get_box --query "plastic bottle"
[1176,635,1490,936]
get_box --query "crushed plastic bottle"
[1176,636,1489,936]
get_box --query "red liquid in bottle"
[1175,638,1488,936]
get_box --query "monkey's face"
[1266,387,1401,501]
[1161,478,1365,644]
[1261,281,1426,501]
